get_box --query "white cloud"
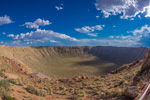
[22,18,52,29]
[109,36,114,38]
[36,40,45,43]
[14,29,78,43]
[127,25,150,46]
[101,10,111,18]
[8,24,150,47]
[2,32,6,34]
[8,34,14,37]
[95,25,105,30]
[10,40,22,46]
[75,25,105,37]
[107,24,150,47]
[95,0,150,19]
[113,25,116,27]
[14,34,19,39]
[50,40,59,43]
[55,3,64,11]
[111,35,142,41]
[55,6,63,10]
[130,18,135,20]
[9,28,144,47]
[87,33,98,37]
[27,42,30,44]
[144,5,150,17]
[75,26,94,33]
[138,15,141,19]
[26,41,33,45]
[77,38,140,47]
[96,16,100,19]
[12,40,21,45]
[130,24,150,36]
[0,15,13,26]
[75,25,105,33]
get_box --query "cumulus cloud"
[9,28,143,47]
[22,18,52,29]
[14,29,78,43]
[9,24,150,47]
[95,0,150,19]
[108,24,150,47]
[8,34,15,37]
[131,24,150,36]
[145,5,150,17]
[75,25,105,33]
[75,25,105,37]
[129,24,150,47]
[0,15,13,26]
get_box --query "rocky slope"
[142,49,150,71]
[141,49,150,100]
[133,49,150,100]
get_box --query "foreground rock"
[124,86,139,99]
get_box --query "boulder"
[124,86,139,99]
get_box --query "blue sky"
[0,0,150,47]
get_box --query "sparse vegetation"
[0,80,10,91]
[0,71,5,78]
[3,96,16,100]
[0,79,15,100]
[25,85,39,95]
[8,79,17,84]
[26,85,47,97]
[0,69,6,78]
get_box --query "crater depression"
[0,46,148,79]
